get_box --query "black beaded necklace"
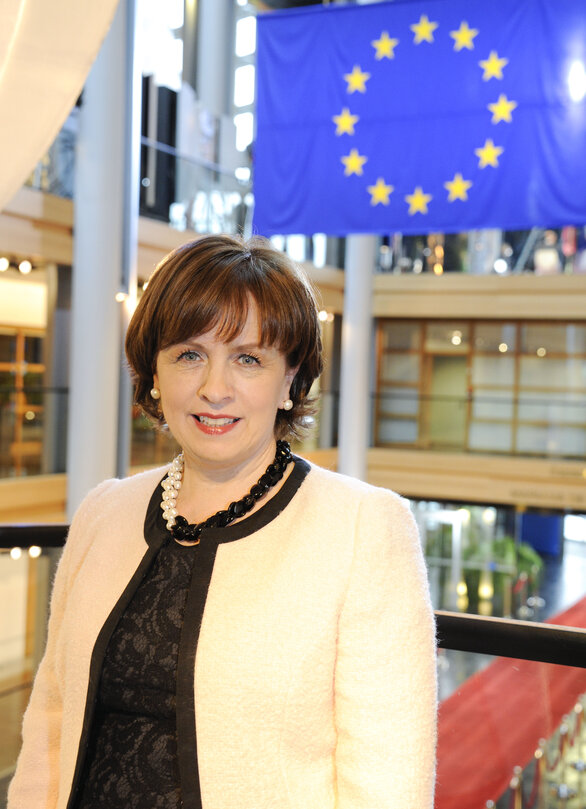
[160,440,293,545]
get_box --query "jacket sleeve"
[7,479,116,809]
[334,490,437,809]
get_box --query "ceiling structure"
[253,1,323,10]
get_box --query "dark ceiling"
[253,1,323,10]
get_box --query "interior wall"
[0,276,47,328]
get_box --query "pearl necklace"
[160,440,293,544]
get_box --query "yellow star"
[343,65,371,94]
[474,138,504,168]
[444,172,472,201]
[405,186,432,214]
[450,21,479,51]
[367,177,394,205]
[372,31,399,60]
[332,107,359,136]
[479,51,509,80]
[410,14,438,44]
[341,148,368,176]
[488,94,518,123]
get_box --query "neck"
[177,440,287,525]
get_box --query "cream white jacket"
[8,460,437,809]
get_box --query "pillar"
[337,235,377,480]
[193,0,232,117]
[67,0,139,517]
[42,263,71,474]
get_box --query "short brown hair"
[125,234,323,440]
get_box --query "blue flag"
[253,0,586,236]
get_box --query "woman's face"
[153,304,296,477]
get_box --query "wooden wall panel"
[373,273,586,321]
[0,474,67,523]
[367,448,586,512]
[0,189,73,265]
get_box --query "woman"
[8,234,437,809]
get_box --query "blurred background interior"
[1,1,586,807]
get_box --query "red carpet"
[436,598,586,809]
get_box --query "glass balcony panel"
[130,411,179,470]
[235,15,256,57]
[378,390,419,417]
[469,422,513,452]
[471,355,515,386]
[234,111,254,152]
[380,354,420,384]
[0,400,17,478]
[381,321,421,350]
[377,418,418,444]
[517,424,586,457]
[24,337,43,365]
[437,656,586,809]
[0,552,28,668]
[519,357,586,390]
[233,64,255,107]
[0,334,17,363]
[425,323,469,353]
[0,545,59,787]
[473,323,517,352]
[521,323,586,355]
[471,389,514,420]
[518,391,586,425]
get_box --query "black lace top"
[75,539,197,808]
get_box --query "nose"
[197,360,233,404]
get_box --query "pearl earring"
[282,398,293,411]
[150,387,161,400]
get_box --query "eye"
[238,353,261,366]
[177,350,201,362]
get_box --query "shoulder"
[72,465,167,522]
[96,465,167,510]
[295,459,416,539]
[293,461,429,605]
[301,460,409,511]
[63,466,167,566]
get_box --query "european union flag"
[253,0,586,236]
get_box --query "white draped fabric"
[0,0,121,211]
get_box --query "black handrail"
[0,524,68,548]
[1,524,585,668]
[435,610,586,668]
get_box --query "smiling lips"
[193,413,241,435]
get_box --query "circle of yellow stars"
[332,15,516,215]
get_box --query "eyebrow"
[176,337,266,352]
